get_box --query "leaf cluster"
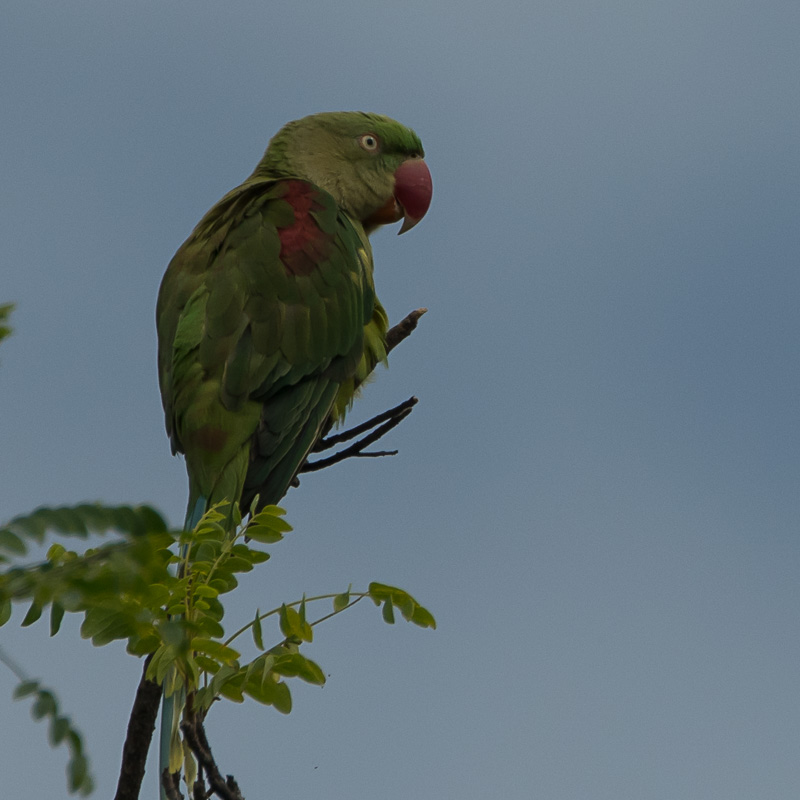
[0,503,175,642]
[1,503,435,708]
[1,500,435,795]
[12,677,94,795]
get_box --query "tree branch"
[309,396,418,454]
[386,307,427,354]
[181,715,245,800]
[161,769,184,800]
[301,397,417,473]
[114,655,163,800]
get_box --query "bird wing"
[157,177,374,513]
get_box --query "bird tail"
[158,493,208,800]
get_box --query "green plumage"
[157,112,425,519]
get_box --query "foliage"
[0,500,435,794]
[11,674,94,795]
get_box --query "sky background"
[2,1,800,798]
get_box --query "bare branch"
[114,655,162,800]
[181,716,245,800]
[386,307,427,353]
[161,769,185,800]
[302,398,417,473]
[310,396,418,454]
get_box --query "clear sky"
[2,1,800,798]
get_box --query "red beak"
[393,158,432,234]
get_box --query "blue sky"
[2,1,800,798]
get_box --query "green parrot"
[157,111,432,528]
[155,112,431,795]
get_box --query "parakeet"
[155,113,431,796]
[156,112,432,527]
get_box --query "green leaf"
[0,599,11,626]
[147,583,171,606]
[243,670,293,713]
[367,582,436,629]
[0,529,26,555]
[409,605,437,630]
[193,617,225,640]
[0,502,168,548]
[250,505,292,531]
[50,602,65,636]
[32,690,57,720]
[248,549,270,564]
[367,582,395,604]
[279,604,313,642]
[21,600,43,627]
[194,543,220,562]
[13,680,40,699]
[68,752,88,793]
[191,638,240,665]
[150,645,179,686]
[243,525,284,545]
[271,653,326,685]
[49,715,70,746]
[182,739,198,789]
[7,656,95,796]
[80,607,120,641]
[46,542,67,562]
[127,634,161,657]
[209,577,234,595]
[219,682,245,703]
[333,586,351,612]
[90,616,136,647]
[252,610,264,651]
[279,603,293,638]
[382,600,395,624]
[194,655,221,674]
[211,664,245,703]
[223,556,254,573]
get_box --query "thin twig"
[386,307,427,353]
[302,403,415,473]
[181,716,245,800]
[0,645,27,682]
[308,595,366,628]
[310,396,418,453]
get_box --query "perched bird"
[155,112,431,797]
[157,111,432,528]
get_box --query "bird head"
[255,111,432,234]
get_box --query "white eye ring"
[358,133,380,152]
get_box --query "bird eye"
[358,133,380,152]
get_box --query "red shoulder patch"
[277,181,335,276]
